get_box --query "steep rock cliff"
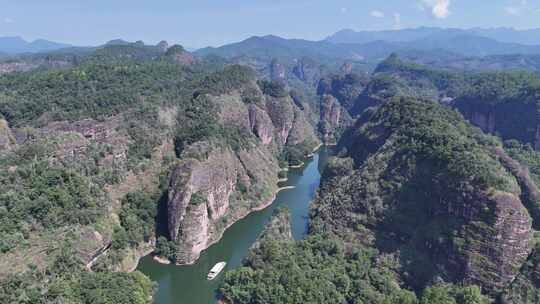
[168,143,278,264]
[0,118,16,153]
[167,80,319,264]
[270,59,286,83]
[165,44,195,65]
[453,98,539,150]
[316,73,370,143]
[292,57,322,86]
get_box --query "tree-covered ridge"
[1,244,154,304]
[317,72,370,112]
[0,61,203,126]
[504,140,540,186]
[0,60,258,302]
[373,53,540,103]
[220,235,418,304]
[0,41,324,303]
[0,160,104,253]
[309,97,533,299]
[365,54,540,151]
[220,217,489,304]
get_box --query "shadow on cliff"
[155,191,171,239]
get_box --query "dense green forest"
[0,41,323,303]
[373,53,540,102]
[4,38,540,304]
[221,96,535,303]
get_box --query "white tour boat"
[207,262,227,280]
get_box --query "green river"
[137,148,330,304]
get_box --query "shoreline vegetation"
[150,145,325,266]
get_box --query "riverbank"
[152,151,314,266]
[153,255,171,265]
[277,186,295,191]
[153,180,282,267]
[137,150,328,304]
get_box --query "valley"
[3,23,540,304]
[138,149,329,303]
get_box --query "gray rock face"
[270,59,286,83]
[248,104,274,145]
[168,144,278,264]
[156,40,169,52]
[292,58,322,86]
[340,62,353,74]
[448,191,533,292]
[0,119,16,153]
[167,85,319,264]
[470,111,496,134]
[319,94,343,143]
[265,95,295,147]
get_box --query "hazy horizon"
[2,0,540,48]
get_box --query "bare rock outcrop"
[248,104,274,145]
[292,57,322,86]
[453,191,532,292]
[319,94,343,143]
[165,44,195,65]
[168,144,278,264]
[0,119,16,153]
[270,59,286,83]
[166,83,319,265]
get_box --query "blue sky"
[1,0,540,48]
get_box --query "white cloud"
[504,0,532,16]
[505,6,521,15]
[393,13,402,30]
[370,10,385,18]
[419,0,451,19]
[3,18,13,24]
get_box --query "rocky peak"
[105,39,130,46]
[292,57,322,86]
[269,59,286,83]
[156,40,169,52]
[165,44,195,65]
[340,62,353,74]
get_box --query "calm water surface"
[137,148,330,304]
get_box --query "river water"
[137,148,330,304]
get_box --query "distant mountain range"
[326,27,540,46]
[0,36,72,54]
[195,31,540,62]
[5,27,540,62]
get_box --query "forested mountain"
[0,43,320,302]
[4,26,540,304]
[221,97,529,303]
[219,49,540,303]
[197,31,540,66]
[368,54,540,150]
